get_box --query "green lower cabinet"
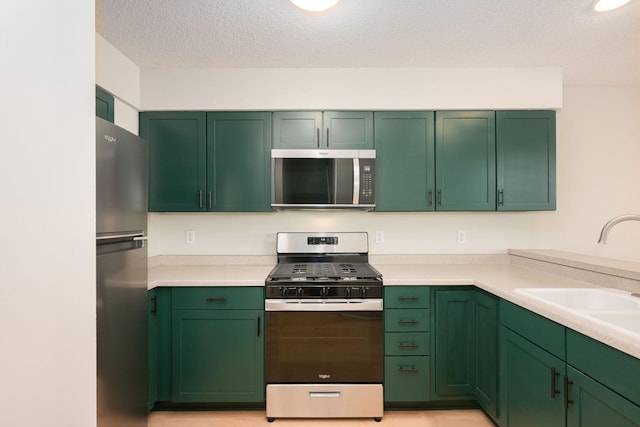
[147,289,158,411]
[171,309,264,402]
[384,286,431,404]
[385,356,430,403]
[500,326,566,427]
[433,289,476,400]
[566,366,640,427]
[149,287,265,407]
[475,291,499,423]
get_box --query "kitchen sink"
[514,287,640,338]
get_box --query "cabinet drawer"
[171,287,264,310]
[385,286,430,309]
[385,332,430,356]
[500,300,565,359]
[384,356,430,402]
[385,309,430,332]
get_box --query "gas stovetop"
[265,232,382,299]
[267,262,381,281]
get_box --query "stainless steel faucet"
[597,214,640,244]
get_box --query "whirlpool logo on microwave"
[318,374,331,380]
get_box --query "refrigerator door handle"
[97,232,145,241]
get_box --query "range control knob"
[296,287,304,297]
[361,286,368,297]
[344,287,351,298]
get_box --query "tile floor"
[148,409,494,427]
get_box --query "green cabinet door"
[433,289,476,400]
[435,111,496,211]
[147,289,158,411]
[272,111,323,149]
[140,112,207,212]
[96,86,114,123]
[566,366,640,427]
[171,309,264,403]
[147,287,173,404]
[497,110,556,211]
[273,111,373,149]
[323,111,374,149]
[475,291,499,423]
[374,111,435,211]
[206,112,271,212]
[500,326,565,427]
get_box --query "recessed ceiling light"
[593,0,633,12]
[289,0,341,13]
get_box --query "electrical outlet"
[375,230,384,244]
[186,230,196,244]
[457,230,466,244]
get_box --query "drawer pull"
[564,376,574,409]
[398,319,419,325]
[206,297,227,303]
[398,342,419,349]
[398,296,420,301]
[399,366,419,373]
[551,367,560,398]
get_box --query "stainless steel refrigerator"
[96,117,148,427]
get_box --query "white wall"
[141,67,562,111]
[0,2,96,427]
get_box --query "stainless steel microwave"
[271,149,376,210]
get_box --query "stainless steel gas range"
[264,232,383,423]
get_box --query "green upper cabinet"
[435,111,496,211]
[96,86,114,123]
[140,112,207,212]
[374,111,435,211]
[496,110,556,211]
[140,111,272,212]
[273,111,374,149]
[206,112,271,212]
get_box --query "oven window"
[273,158,354,205]
[265,311,383,383]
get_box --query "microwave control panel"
[359,159,376,205]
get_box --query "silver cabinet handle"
[326,128,330,147]
[199,190,203,208]
[499,189,505,206]
[316,128,320,148]
[208,190,212,209]
[438,189,444,206]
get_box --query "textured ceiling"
[96,0,640,86]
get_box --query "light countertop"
[148,251,640,359]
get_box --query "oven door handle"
[265,298,383,312]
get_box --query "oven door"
[265,299,383,384]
